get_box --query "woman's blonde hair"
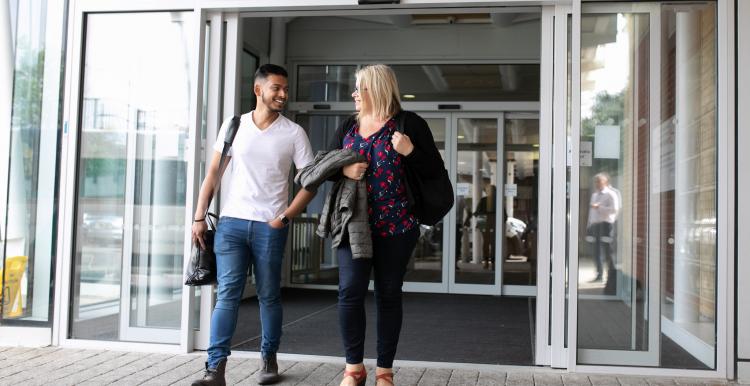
[356,64,402,120]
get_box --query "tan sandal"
[342,367,367,386]
[376,372,394,386]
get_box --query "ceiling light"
[403,94,416,99]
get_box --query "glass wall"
[575,2,717,369]
[70,11,194,342]
[1,0,63,324]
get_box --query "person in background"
[586,172,619,282]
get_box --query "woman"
[329,64,445,386]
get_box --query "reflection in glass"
[502,119,539,286]
[391,64,540,102]
[71,11,194,341]
[576,4,717,370]
[1,0,58,323]
[296,65,357,102]
[456,118,498,285]
[577,10,650,357]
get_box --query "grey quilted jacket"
[294,149,372,259]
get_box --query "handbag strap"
[203,115,241,220]
[205,212,219,231]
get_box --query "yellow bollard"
[1,256,28,318]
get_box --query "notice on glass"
[580,141,593,166]
[504,183,518,197]
[594,125,620,159]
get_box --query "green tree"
[581,90,624,137]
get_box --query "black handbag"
[184,116,240,286]
[184,212,219,285]
[396,111,455,226]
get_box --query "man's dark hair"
[254,64,288,82]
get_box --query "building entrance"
[290,111,541,297]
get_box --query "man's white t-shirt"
[214,111,314,222]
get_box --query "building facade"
[0,0,747,381]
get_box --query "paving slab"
[0,347,741,386]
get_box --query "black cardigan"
[326,110,446,181]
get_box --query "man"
[191,64,315,386]
[586,173,620,282]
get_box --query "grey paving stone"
[617,376,650,386]
[561,373,593,386]
[395,367,427,386]
[417,368,453,386]
[0,349,101,384]
[275,361,322,386]
[33,350,131,385]
[507,371,535,386]
[172,368,205,386]
[85,352,167,383]
[646,377,677,386]
[448,369,480,386]
[234,359,296,386]
[0,347,69,378]
[58,351,145,384]
[324,368,345,386]
[108,355,186,385]
[299,362,342,386]
[535,373,564,386]
[224,358,258,385]
[140,356,206,386]
[587,374,621,386]
[477,371,507,386]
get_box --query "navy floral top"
[342,118,417,237]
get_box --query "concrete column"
[471,125,482,264]
[673,11,701,324]
[269,18,287,66]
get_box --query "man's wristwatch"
[278,213,290,226]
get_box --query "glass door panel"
[502,117,539,287]
[576,7,656,366]
[71,11,194,343]
[404,116,447,288]
[452,114,501,294]
[573,2,718,369]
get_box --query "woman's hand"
[191,220,208,250]
[343,161,368,180]
[392,131,414,156]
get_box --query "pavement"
[0,346,745,386]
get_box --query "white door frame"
[572,2,661,368]
[566,0,735,378]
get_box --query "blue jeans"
[207,217,288,368]
[337,228,419,368]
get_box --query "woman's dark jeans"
[337,227,419,368]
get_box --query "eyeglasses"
[353,86,368,93]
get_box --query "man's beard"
[262,92,284,112]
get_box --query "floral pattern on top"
[342,118,417,237]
